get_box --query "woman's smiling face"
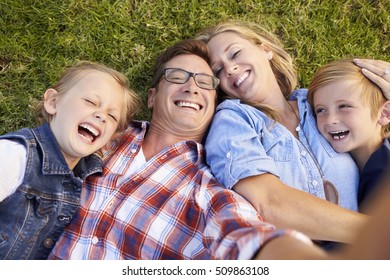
[207,31,278,103]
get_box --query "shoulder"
[0,139,27,201]
[114,120,147,140]
[215,99,267,122]
[383,138,390,150]
[290,88,308,101]
[216,99,243,111]
[376,138,390,160]
[0,139,27,155]
[0,127,34,142]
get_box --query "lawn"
[1,0,389,134]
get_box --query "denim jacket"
[205,89,359,212]
[0,123,102,259]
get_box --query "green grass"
[1,0,389,134]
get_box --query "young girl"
[307,59,390,212]
[0,61,141,259]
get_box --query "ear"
[43,88,59,115]
[266,51,273,60]
[147,88,156,109]
[260,44,273,60]
[378,101,390,126]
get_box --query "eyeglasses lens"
[164,68,218,90]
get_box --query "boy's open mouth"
[329,130,349,140]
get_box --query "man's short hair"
[151,39,210,89]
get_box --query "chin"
[332,145,348,154]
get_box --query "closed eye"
[108,114,118,122]
[85,99,96,106]
[213,66,223,77]
[338,104,352,110]
[232,50,240,59]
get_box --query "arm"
[353,59,390,99]
[258,169,390,260]
[256,235,328,260]
[0,139,26,202]
[234,173,368,243]
[336,169,390,259]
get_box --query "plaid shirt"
[49,121,292,260]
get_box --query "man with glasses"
[47,39,338,260]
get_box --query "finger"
[361,69,390,99]
[354,58,390,69]
[354,59,390,76]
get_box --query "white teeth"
[333,135,346,140]
[80,123,99,136]
[176,101,200,110]
[234,72,249,87]
[329,130,348,140]
[329,130,347,135]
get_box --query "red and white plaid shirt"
[49,121,294,260]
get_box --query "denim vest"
[0,123,102,259]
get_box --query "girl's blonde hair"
[36,61,141,131]
[196,21,297,121]
[308,59,388,137]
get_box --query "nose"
[94,110,106,122]
[326,112,339,125]
[184,77,199,94]
[226,64,238,77]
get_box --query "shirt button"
[92,236,99,245]
[300,150,307,156]
[131,148,137,153]
[43,238,54,248]
[108,201,114,208]
[226,152,231,159]
[312,180,318,186]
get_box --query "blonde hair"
[307,59,388,137]
[36,61,141,131]
[196,21,297,121]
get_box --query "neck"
[142,123,204,161]
[63,154,79,170]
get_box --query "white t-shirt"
[0,139,27,202]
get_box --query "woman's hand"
[354,59,390,100]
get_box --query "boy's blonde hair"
[36,61,141,131]
[196,21,297,121]
[307,59,388,137]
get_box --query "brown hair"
[36,61,141,131]
[150,39,211,89]
[308,59,388,137]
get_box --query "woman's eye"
[213,65,224,77]
[232,50,240,59]
[315,108,325,114]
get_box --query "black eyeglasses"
[161,68,219,90]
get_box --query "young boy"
[0,61,141,259]
[307,59,390,213]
